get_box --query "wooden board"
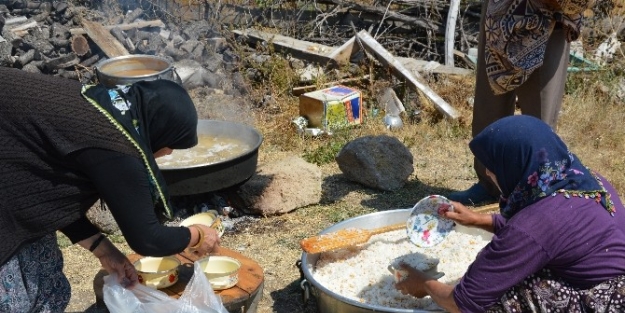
[94,247,264,313]
[232,29,336,65]
[81,20,129,58]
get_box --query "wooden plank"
[444,0,461,66]
[234,28,471,77]
[81,20,129,58]
[232,28,336,65]
[70,20,165,35]
[326,36,359,65]
[396,57,473,76]
[356,30,460,120]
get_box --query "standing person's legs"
[448,0,516,204]
[0,233,71,313]
[515,27,570,130]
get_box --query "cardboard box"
[299,85,362,130]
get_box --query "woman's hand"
[395,262,436,298]
[444,201,495,232]
[187,224,220,256]
[79,234,138,287]
[443,201,479,226]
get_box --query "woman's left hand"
[93,239,139,288]
[395,262,434,298]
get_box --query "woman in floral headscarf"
[395,115,625,312]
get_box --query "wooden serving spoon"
[300,223,405,254]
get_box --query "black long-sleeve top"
[61,148,190,256]
[0,66,190,266]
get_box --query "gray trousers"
[472,0,571,196]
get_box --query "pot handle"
[172,67,183,86]
[300,279,311,305]
[296,260,311,306]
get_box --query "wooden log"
[70,35,90,57]
[80,54,101,67]
[10,20,38,33]
[110,27,135,53]
[69,20,165,36]
[17,49,35,66]
[356,30,460,120]
[43,53,80,71]
[81,20,129,58]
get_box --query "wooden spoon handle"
[368,222,405,235]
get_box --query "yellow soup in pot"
[157,134,252,169]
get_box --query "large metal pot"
[160,119,263,196]
[95,54,180,88]
[300,209,445,313]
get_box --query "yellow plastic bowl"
[133,256,180,289]
[197,256,241,290]
[180,211,225,237]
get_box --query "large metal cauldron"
[95,54,180,88]
[160,119,263,196]
[300,209,445,313]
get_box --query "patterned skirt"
[486,268,625,313]
[0,233,71,313]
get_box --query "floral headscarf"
[469,115,614,219]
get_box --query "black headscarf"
[82,79,198,219]
[469,115,614,219]
[123,80,198,152]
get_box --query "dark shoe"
[447,183,497,205]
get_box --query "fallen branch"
[315,0,443,32]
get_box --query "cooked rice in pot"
[312,229,490,310]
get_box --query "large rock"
[237,156,322,215]
[336,135,414,191]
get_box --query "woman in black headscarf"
[0,67,220,312]
[394,115,625,312]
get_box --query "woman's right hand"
[444,201,495,232]
[187,224,220,256]
[443,201,479,226]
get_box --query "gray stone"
[336,135,414,191]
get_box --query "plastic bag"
[103,261,228,313]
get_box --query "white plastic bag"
[103,261,229,313]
